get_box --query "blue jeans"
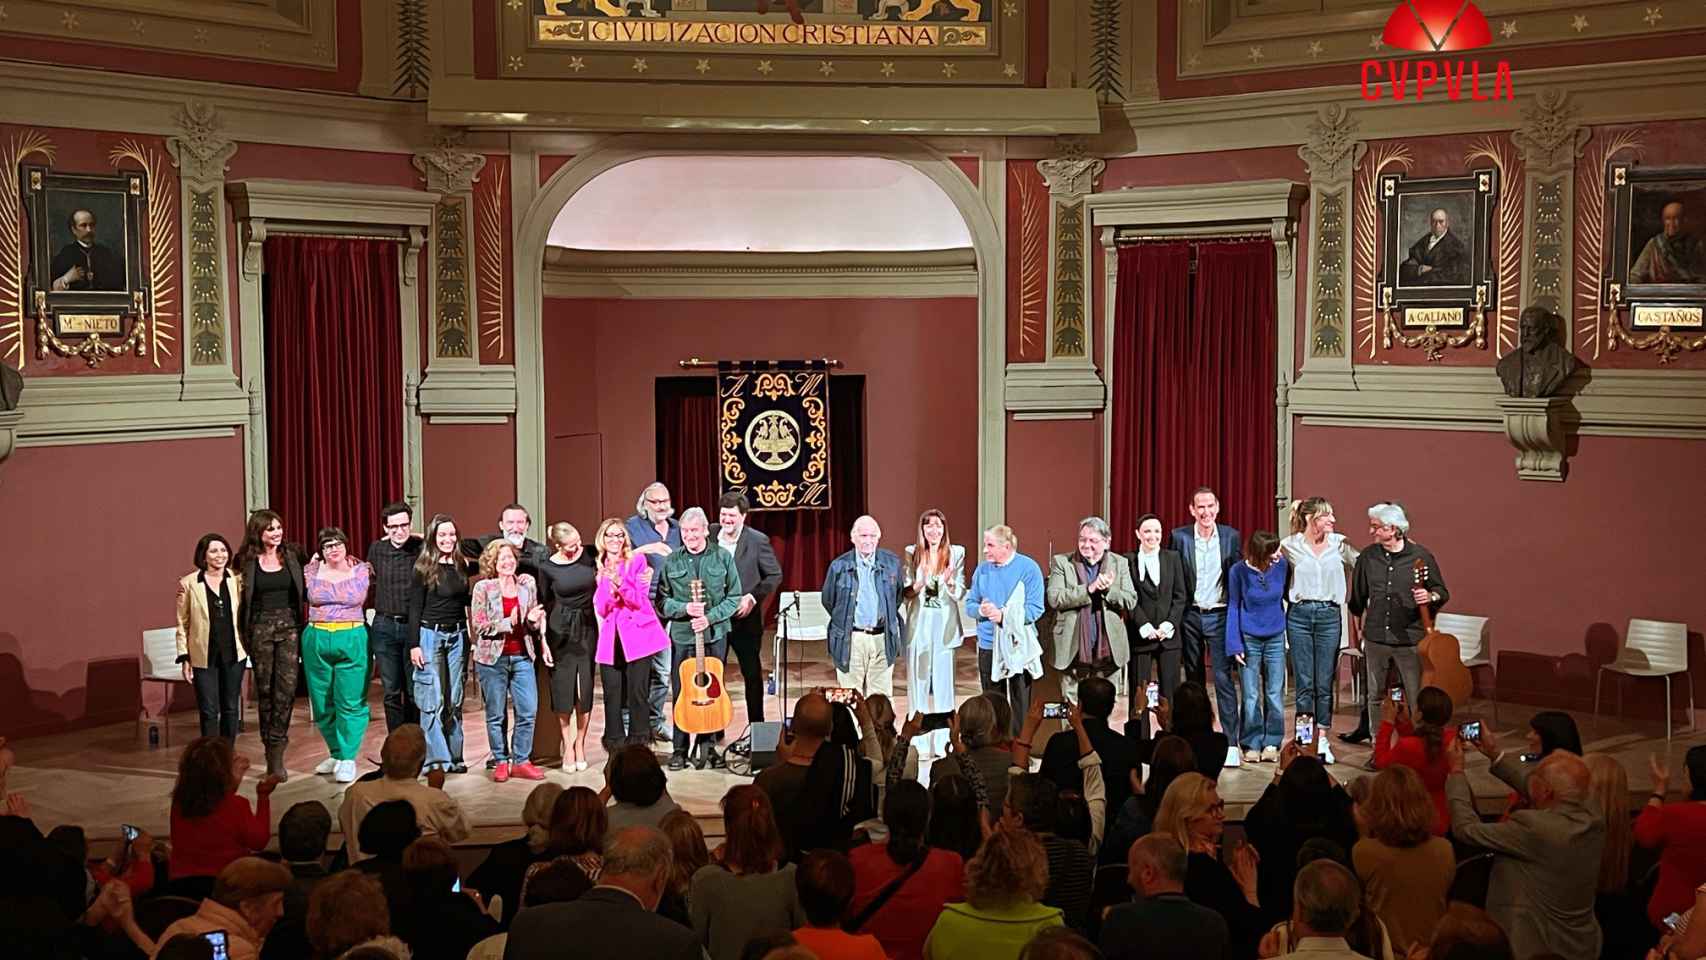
[413,626,466,770]
[1288,601,1342,725]
[1197,609,1240,742]
[1240,632,1287,751]
[477,653,538,764]
[370,615,418,731]
[647,646,673,737]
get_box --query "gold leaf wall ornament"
[1052,199,1086,357]
[1464,136,1524,355]
[1353,143,1414,358]
[753,372,797,401]
[1014,162,1044,358]
[1573,129,1644,359]
[108,138,178,365]
[0,130,55,368]
[187,188,223,364]
[475,156,507,359]
[720,395,749,486]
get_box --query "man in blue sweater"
[965,524,1045,737]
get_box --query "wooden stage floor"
[9,642,1694,850]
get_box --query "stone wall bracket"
[1494,394,1571,482]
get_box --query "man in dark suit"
[1100,835,1229,960]
[505,826,703,960]
[710,491,782,724]
[1127,513,1188,739]
[1400,207,1469,286]
[459,501,549,581]
[1169,487,1243,767]
[50,209,125,291]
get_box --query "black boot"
[265,743,289,781]
[1337,705,1372,744]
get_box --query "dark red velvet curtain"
[656,375,866,591]
[1108,240,1276,552]
[263,236,404,551]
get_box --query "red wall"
[540,296,980,546]
[0,436,247,736]
[1005,415,1103,562]
[421,420,517,531]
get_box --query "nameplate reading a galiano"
[1403,306,1465,329]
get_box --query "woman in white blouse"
[903,509,965,759]
[1280,497,1359,764]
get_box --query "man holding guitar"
[657,507,743,771]
[1347,502,1449,769]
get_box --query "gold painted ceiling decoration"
[0,0,337,69]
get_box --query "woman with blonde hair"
[1587,753,1652,960]
[1152,773,1264,958]
[470,539,546,782]
[538,521,597,771]
[659,808,710,925]
[1281,497,1358,764]
[923,828,1062,959]
[592,517,671,751]
[1351,765,1455,953]
[904,509,965,759]
[467,781,563,927]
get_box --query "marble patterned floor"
[8,639,1694,851]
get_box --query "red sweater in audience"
[1634,800,1706,928]
[848,843,965,960]
[1372,716,1457,836]
[168,791,271,880]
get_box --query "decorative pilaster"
[1512,89,1590,323]
[412,129,486,363]
[1297,105,1364,382]
[1494,395,1570,481]
[167,102,240,399]
[1036,140,1104,362]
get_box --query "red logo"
[1380,0,1493,53]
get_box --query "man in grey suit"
[1445,742,1604,960]
[505,826,706,960]
[1046,516,1137,703]
[711,492,783,724]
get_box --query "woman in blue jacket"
[1227,531,1289,763]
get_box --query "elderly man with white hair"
[1345,502,1448,766]
[965,523,1046,734]
[657,506,742,771]
[822,514,906,697]
[1445,743,1604,960]
[337,723,469,863]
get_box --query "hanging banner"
[717,360,831,510]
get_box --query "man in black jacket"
[1100,835,1228,960]
[505,827,702,960]
[459,502,549,581]
[711,492,783,724]
[1347,501,1447,768]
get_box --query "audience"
[1370,686,1457,835]
[1637,747,1706,931]
[1275,860,1369,960]
[262,801,334,960]
[944,694,1019,817]
[755,691,832,859]
[1042,677,1137,817]
[1152,772,1265,959]
[1106,734,1197,865]
[1244,744,1358,922]
[352,799,421,912]
[924,827,1063,959]
[338,725,470,864]
[862,693,918,818]
[1471,711,1583,808]
[605,744,681,832]
[1587,753,1653,960]
[1446,740,1604,960]
[849,780,966,960]
[153,857,290,960]
[307,869,392,960]
[791,849,887,959]
[659,808,710,926]
[926,773,985,861]
[1022,927,1105,960]
[522,785,608,901]
[1007,773,1096,932]
[1100,834,1229,960]
[465,781,561,927]
[1424,904,1514,960]
[1351,765,1454,954]
[692,785,805,960]
[1135,681,1230,781]
[166,736,278,899]
[391,837,497,960]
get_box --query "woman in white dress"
[903,509,965,760]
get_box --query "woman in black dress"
[539,522,598,771]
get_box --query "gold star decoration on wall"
[696,58,710,74]
[1003,63,1017,77]
[569,55,585,71]
[60,10,77,29]
[632,57,648,72]
[1571,14,1588,32]
[757,59,774,75]
[941,62,956,76]
[1500,20,1517,38]
[818,60,835,75]
[130,17,144,35]
[1643,6,1662,27]
[507,55,525,71]
[1306,40,1323,58]
[879,61,895,76]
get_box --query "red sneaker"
[511,762,546,781]
[493,762,510,783]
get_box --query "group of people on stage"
[172,480,1445,781]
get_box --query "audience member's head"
[1428,904,1514,960]
[720,784,784,875]
[400,836,458,898]
[379,725,427,781]
[211,856,292,939]
[1078,677,1115,723]
[1584,753,1632,894]
[308,871,390,960]
[792,693,834,746]
[547,786,608,858]
[1296,837,1350,870]
[985,692,1014,743]
[522,857,594,908]
[829,701,860,750]
[1005,773,1060,834]
[927,774,982,860]
[1021,927,1104,960]
[522,782,565,855]
[1414,686,1455,760]
[957,695,999,749]
[279,801,334,863]
[172,735,238,819]
[965,827,1049,909]
[659,809,709,897]
[1054,790,1092,846]
[864,693,900,759]
[610,745,667,807]
[1291,859,1361,939]
[795,849,857,929]
[154,935,216,960]
[601,826,674,912]
[335,941,411,960]
[1276,754,1335,814]
[1127,834,1188,896]
[46,824,87,864]
[884,779,931,866]
[357,799,420,861]
[1686,745,1706,801]
[1362,765,1433,849]
[1152,772,1221,852]
[1168,682,1214,737]
[1529,751,1590,809]
[1527,711,1583,758]
[1142,735,1198,818]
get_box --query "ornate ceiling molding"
[412,129,487,195]
[0,0,337,70]
[167,102,238,185]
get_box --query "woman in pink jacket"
[593,516,671,753]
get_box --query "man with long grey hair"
[626,481,681,744]
[1346,501,1448,767]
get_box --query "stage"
[7,641,1694,853]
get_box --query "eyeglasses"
[321,541,345,551]
[645,497,670,506]
[384,522,411,530]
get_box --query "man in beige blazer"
[1047,516,1138,703]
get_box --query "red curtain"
[656,375,867,592]
[1108,240,1276,552]
[262,236,404,552]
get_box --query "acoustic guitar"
[674,578,734,737]
[1412,558,1473,708]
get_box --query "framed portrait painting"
[1604,162,1706,328]
[21,164,148,346]
[1378,167,1498,330]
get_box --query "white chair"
[1337,647,1366,705]
[1435,612,1495,721]
[1594,618,1693,741]
[777,590,830,642]
[140,627,187,746]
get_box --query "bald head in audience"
[1530,751,1590,809]
[1128,834,1188,897]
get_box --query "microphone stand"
[773,591,801,722]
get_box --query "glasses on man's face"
[385,522,410,530]
[646,497,670,506]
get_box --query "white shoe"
[1260,746,1280,763]
[1319,737,1337,765]
[574,760,588,772]
[315,757,338,775]
[334,760,357,783]
[1243,748,1262,764]
[1224,746,1242,768]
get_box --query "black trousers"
[727,616,767,723]
[1180,609,1211,687]
[192,660,245,741]
[600,640,653,752]
[1127,643,1180,740]
[977,647,1032,738]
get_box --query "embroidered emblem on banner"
[718,361,830,510]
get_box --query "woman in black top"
[175,533,247,741]
[538,522,598,772]
[237,509,306,778]
[1242,744,1357,922]
[410,514,474,774]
